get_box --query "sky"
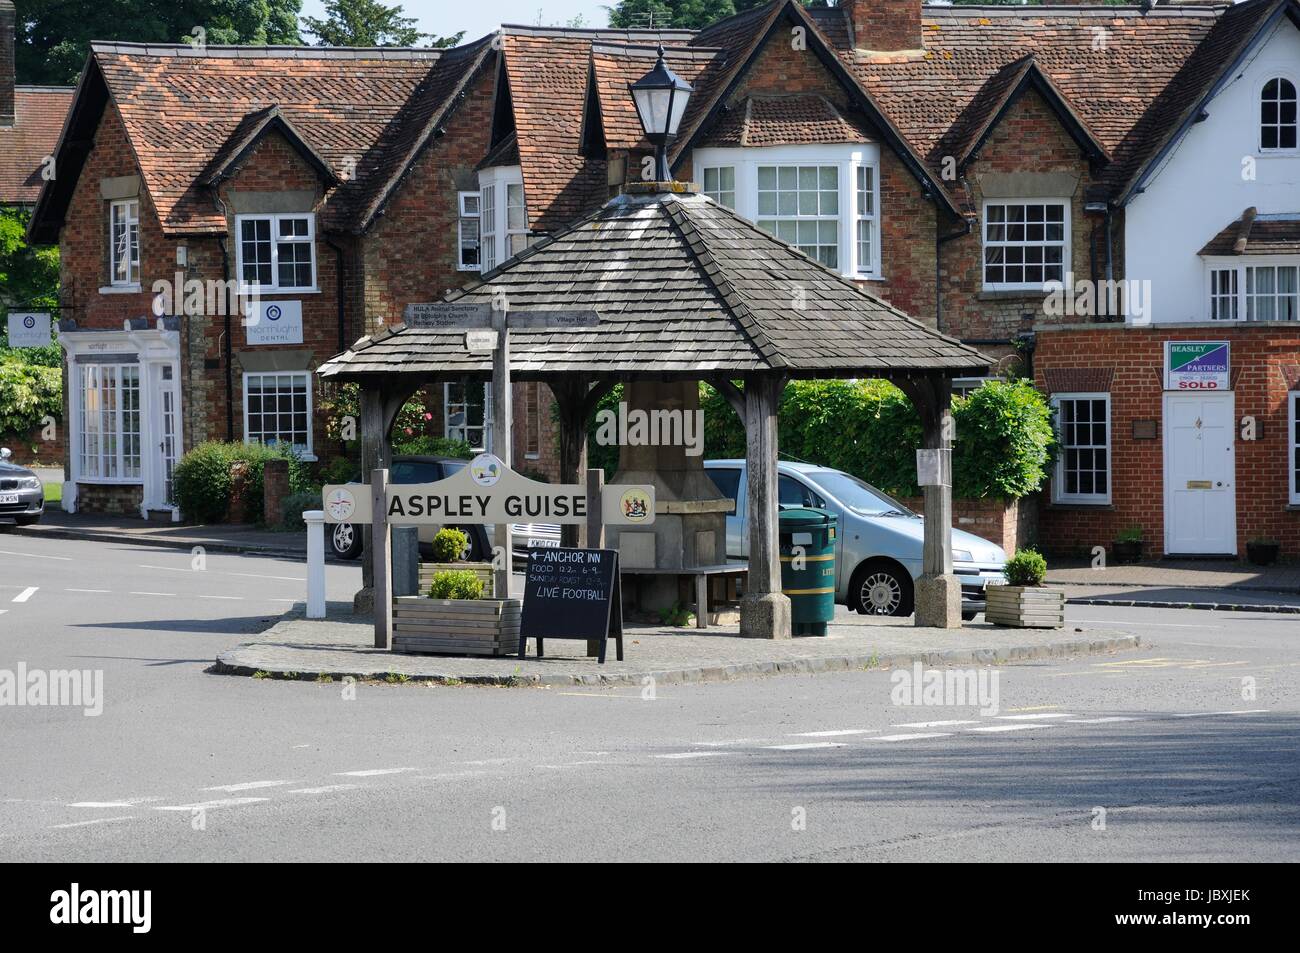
[298,0,617,42]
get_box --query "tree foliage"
[14,0,304,85]
[0,206,58,314]
[606,0,828,30]
[302,0,461,47]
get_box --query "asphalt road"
[1,532,1297,862]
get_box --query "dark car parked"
[0,448,45,525]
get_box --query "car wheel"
[452,526,487,562]
[852,562,915,617]
[331,522,363,560]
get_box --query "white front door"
[1163,392,1236,554]
[142,362,181,513]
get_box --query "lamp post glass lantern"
[630,45,693,183]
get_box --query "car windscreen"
[806,471,916,517]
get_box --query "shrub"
[950,379,1055,500]
[392,434,473,458]
[431,527,469,562]
[1116,525,1144,543]
[279,489,323,531]
[0,356,61,439]
[428,570,484,600]
[173,441,313,524]
[1003,548,1048,587]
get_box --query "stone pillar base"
[740,591,793,639]
[914,574,962,629]
[353,586,374,616]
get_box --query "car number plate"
[0,494,19,504]
[528,538,559,548]
[985,578,1007,587]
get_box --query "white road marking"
[1064,717,1141,724]
[154,798,268,811]
[68,800,159,808]
[968,723,1056,733]
[66,589,110,594]
[995,713,1076,720]
[790,729,879,737]
[892,719,978,728]
[0,609,6,616]
[129,592,175,597]
[0,550,71,561]
[333,767,416,777]
[12,587,38,603]
[52,816,135,829]
[868,733,953,742]
[1171,709,1270,718]
[288,784,358,795]
[655,751,728,760]
[692,739,757,747]
[202,780,298,793]
[198,595,244,601]
[764,742,847,751]
[536,761,607,769]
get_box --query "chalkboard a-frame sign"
[519,547,624,664]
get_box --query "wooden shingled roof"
[317,189,992,383]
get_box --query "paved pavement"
[1047,557,1300,593]
[8,509,309,557]
[1,531,1297,862]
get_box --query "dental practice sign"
[6,312,51,348]
[1165,341,1230,391]
[321,453,655,527]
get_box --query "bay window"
[478,166,534,272]
[982,200,1068,290]
[236,213,316,291]
[109,199,140,287]
[79,363,142,481]
[1205,259,1300,321]
[457,192,481,271]
[1052,393,1111,504]
[480,184,498,272]
[692,145,881,278]
[244,372,312,457]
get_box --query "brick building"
[27,0,1300,557]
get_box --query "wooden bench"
[621,563,749,629]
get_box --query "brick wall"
[900,494,1039,556]
[1035,324,1300,558]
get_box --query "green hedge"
[173,442,313,524]
[0,356,62,439]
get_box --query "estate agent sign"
[1164,341,1230,391]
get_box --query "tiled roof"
[318,189,991,380]
[79,42,483,234]
[0,86,74,204]
[1199,207,1300,256]
[590,43,726,151]
[701,93,874,148]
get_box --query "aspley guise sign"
[1165,341,1229,391]
[246,300,303,345]
[6,312,52,348]
[322,453,655,526]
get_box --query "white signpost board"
[7,312,52,348]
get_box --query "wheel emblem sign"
[326,487,356,521]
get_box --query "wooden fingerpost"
[491,306,513,602]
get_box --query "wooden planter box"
[985,586,1065,629]
[392,596,521,656]
[418,562,495,598]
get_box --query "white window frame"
[480,184,498,272]
[478,165,531,272]
[692,144,881,279]
[109,199,140,288]
[444,381,492,453]
[234,213,318,293]
[1260,75,1299,153]
[982,199,1070,291]
[1203,256,1300,321]
[77,362,143,484]
[1290,391,1300,504]
[701,165,736,209]
[1051,392,1112,505]
[457,191,481,271]
[242,371,314,460]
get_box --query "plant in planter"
[1246,538,1281,566]
[1111,525,1146,565]
[419,527,495,598]
[392,568,521,657]
[986,548,1065,629]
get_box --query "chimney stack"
[0,0,15,128]
[844,0,923,53]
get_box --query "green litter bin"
[779,507,838,636]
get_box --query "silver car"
[705,460,1007,620]
[0,448,45,525]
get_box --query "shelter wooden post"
[357,379,416,608]
[553,377,614,548]
[491,309,513,600]
[371,468,392,648]
[585,467,605,656]
[898,372,961,629]
[739,373,791,639]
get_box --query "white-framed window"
[243,372,312,458]
[235,214,316,291]
[1290,391,1300,504]
[506,182,529,258]
[109,199,140,287]
[702,166,736,208]
[1204,258,1300,321]
[855,164,878,276]
[480,184,498,272]
[78,363,142,481]
[1052,393,1111,504]
[478,166,534,272]
[692,144,881,279]
[445,381,491,452]
[952,376,995,397]
[1261,77,1297,151]
[458,192,481,271]
[983,200,1069,290]
[757,164,840,268]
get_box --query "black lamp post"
[630,45,693,183]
